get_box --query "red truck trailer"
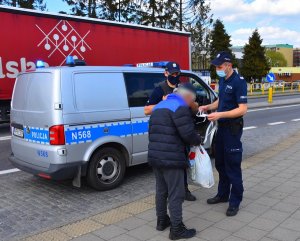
[0,6,191,122]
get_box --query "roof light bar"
[136,61,169,68]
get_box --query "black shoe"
[207,195,228,205]
[185,190,196,201]
[169,222,196,240]
[156,215,171,231]
[226,206,239,216]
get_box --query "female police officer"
[199,51,248,216]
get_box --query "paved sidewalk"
[21,132,300,241]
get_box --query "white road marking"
[0,168,20,175]
[0,136,11,141]
[267,122,286,126]
[248,104,300,112]
[291,119,300,122]
[243,126,257,130]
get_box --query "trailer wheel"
[87,147,126,191]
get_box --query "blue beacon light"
[66,56,75,66]
[36,60,45,68]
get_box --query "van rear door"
[10,70,64,169]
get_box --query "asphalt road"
[248,93,300,103]
[242,104,300,157]
[0,123,12,171]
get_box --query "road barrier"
[268,87,273,103]
[248,82,300,95]
[211,82,300,95]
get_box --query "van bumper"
[9,154,84,180]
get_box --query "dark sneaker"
[169,222,196,240]
[185,190,196,201]
[156,215,171,231]
[207,195,228,205]
[226,206,239,216]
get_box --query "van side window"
[73,73,128,111]
[124,73,166,107]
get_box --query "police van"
[9,59,217,190]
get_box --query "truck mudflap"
[9,153,86,180]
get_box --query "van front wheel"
[87,147,126,191]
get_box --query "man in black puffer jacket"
[148,83,202,240]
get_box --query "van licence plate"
[13,127,24,138]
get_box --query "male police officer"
[199,51,247,216]
[148,83,202,240]
[144,62,182,115]
[144,62,197,202]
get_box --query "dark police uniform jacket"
[148,94,202,169]
[146,81,175,106]
[218,71,248,121]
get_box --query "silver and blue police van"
[9,59,217,190]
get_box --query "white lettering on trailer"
[0,57,49,79]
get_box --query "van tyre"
[87,147,126,191]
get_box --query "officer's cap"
[211,51,232,66]
[165,62,181,74]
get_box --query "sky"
[208,0,300,47]
[45,0,300,48]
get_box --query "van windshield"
[12,73,54,111]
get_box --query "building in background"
[265,44,293,67]
[271,67,300,82]
[231,44,294,67]
[293,48,300,67]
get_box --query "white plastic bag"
[189,146,214,188]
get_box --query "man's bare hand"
[207,112,222,121]
[198,105,209,112]
[162,95,169,100]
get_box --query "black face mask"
[168,75,180,85]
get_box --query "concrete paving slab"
[280,218,300,232]
[93,225,127,240]
[260,209,290,223]
[248,217,280,231]
[213,218,247,232]
[127,225,160,241]
[267,227,300,241]
[233,226,268,241]
[197,226,231,241]
[71,233,104,241]
[115,217,148,231]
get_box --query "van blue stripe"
[65,120,149,145]
[21,120,149,145]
